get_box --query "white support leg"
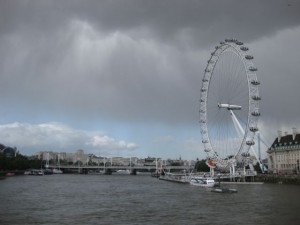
[210,167,214,178]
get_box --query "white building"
[36,151,67,161]
[267,128,300,174]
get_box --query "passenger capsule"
[249,66,258,71]
[246,140,255,146]
[226,38,236,42]
[249,127,258,132]
[240,46,249,51]
[202,140,208,144]
[251,80,260,85]
[204,149,211,152]
[251,111,260,116]
[205,69,211,73]
[242,152,250,157]
[252,95,261,101]
[245,55,254,60]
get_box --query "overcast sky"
[0,0,300,159]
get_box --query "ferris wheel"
[199,39,260,169]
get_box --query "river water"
[1,174,300,225]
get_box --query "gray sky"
[0,0,300,159]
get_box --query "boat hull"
[211,188,238,193]
[189,177,215,187]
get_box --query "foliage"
[0,153,42,171]
[194,159,210,172]
[254,162,262,173]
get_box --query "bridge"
[46,164,258,181]
[47,164,193,175]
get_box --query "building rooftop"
[270,130,300,149]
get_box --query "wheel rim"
[200,39,260,169]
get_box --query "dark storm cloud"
[250,29,300,144]
[0,0,300,127]
[1,0,300,46]
[82,0,300,48]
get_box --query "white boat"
[211,187,238,193]
[189,177,215,187]
[24,170,32,175]
[116,170,130,174]
[37,170,44,175]
[24,169,44,175]
[52,168,63,174]
[159,172,190,184]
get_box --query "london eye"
[199,39,260,170]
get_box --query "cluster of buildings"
[34,149,196,168]
[34,126,300,176]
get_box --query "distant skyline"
[1,0,300,159]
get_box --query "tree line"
[0,153,42,171]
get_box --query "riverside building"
[267,128,300,175]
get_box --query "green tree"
[0,152,42,171]
[195,159,210,172]
[254,162,262,173]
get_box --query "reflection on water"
[1,175,300,225]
